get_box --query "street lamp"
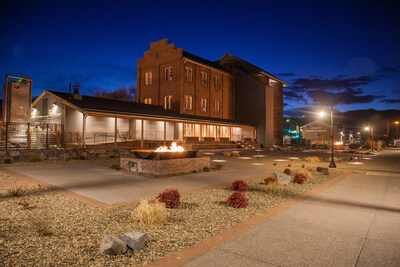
[365,126,375,152]
[319,104,336,168]
[395,121,399,140]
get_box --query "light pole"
[319,103,336,168]
[365,126,375,152]
[395,121,399,140]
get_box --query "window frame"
[200,71,208,86]
[165,67,173,82]
[214,75,221,89]
[185,66,193,82]
[184,95,193,111]
[144,71,152,86]
[164,95,173,110]
[214,100,220,114]
[144,97,152,104]
[200,98,207,112]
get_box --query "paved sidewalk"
[181,169,400,267]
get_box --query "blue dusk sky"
[1,0,399,116]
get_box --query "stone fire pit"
[121,150,210,175]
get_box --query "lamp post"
[319,104,336,168]
[365,126,374,152]
[395,121,399,140]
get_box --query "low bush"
[136,200,168,225]
[293,168,313,179]
[231,179,248,191]
[293,173,307,184]
[264,176,278,184]
[304,156,320,162]
[156,188,181,208]
[283,168,291,175]
[263,181,280,193]
[29,210,53,236]
[203,167,211,172]
[3,157,13,164]
[226,192,248,208]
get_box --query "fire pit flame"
[155,142,185,152]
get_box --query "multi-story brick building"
[137,39,288,147]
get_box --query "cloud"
[290,75,373,92]
[380,99,400,104]
[378,66,400,73]
[307,88,380,105]
[277,72,295,77]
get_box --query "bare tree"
[91,86,136,102]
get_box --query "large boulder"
[274,172,291,185]
[99,234,127,255]
[121,232,149,250]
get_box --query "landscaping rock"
[121,232,149,250]
[223,151,232,157]
[231,152,241,157]
[99,234,127,255]
[274,172,291,185]
[316,167,329,175]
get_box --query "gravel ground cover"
[0,167,344,266]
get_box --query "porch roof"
[44,90,253,127]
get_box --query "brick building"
[300,120,338,145]
[137,39,288,147]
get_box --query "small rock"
[99,234,127,255]
[231,152,241,157]
[121,232,149,250]
[223,152,232,157]
[274,172,291,185]
[316,167,329,175]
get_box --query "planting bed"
[0,167,344,266]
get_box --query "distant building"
[300,120,338,146]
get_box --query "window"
[184,95,193,111]
[164,95,172,110]
[144,97,152,104]
[200,72,208,86]
[214,76,221,89]
[155,51,160,58]
[214,101,220,114]
[185,66,193,81]
[200,98,207,112]
[184,124,194,136]
[165,67,173,82]
[144,71,152,86]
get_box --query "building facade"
[137,39,288,147]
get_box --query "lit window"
[144,98,152,104]
[184,95,193,111]
[214,76,221,89]
[201,98,207,112]
[164,95,172,110]
[184,124,194,136]
[185,66,193,82]
[214,101,220,114]
[144,71,152,86]
[165,67,173,82]
[200,72,208,86]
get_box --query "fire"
[334,141,343,146]
[155,142,185,152]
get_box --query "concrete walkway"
[181,164,400,266]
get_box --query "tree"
[92,86,136,102]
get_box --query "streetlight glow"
[318,111,326,117]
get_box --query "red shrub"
[283,168,291,175]
[264,176,278,184]
[226,192,248,208]
[156,188,181,209]
[231,179,248,191]
[3,157,13,164]
[293,173,307,184]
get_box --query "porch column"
[164,121,166,146]
[241,127,244,141]
[141,119,144,148]
[229,126,232,141]
[114,116,117,146]
[83,113,87,149]
[252,128,254,140]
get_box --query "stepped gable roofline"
[219,52,289,86]
[35,90,251,127]
[182,51,232,75]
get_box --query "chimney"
[73,85,80,95]
[73,85,82,100]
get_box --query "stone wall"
[120,157,210,175]
[0,148,133,163]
